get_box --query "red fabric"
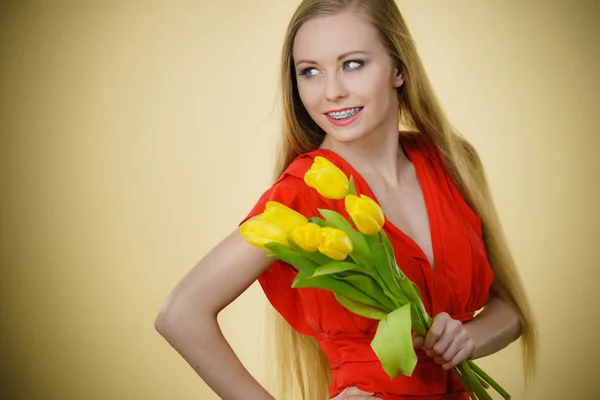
[240,136,494,399]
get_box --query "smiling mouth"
[325,107,363,120]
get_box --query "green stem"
[467,359,511,400]
[454,367,473,399]
[459,362,493,400]
[476,374,490,389]
[378,232,430,334]
[371,231,509,400]
[455,364,480,400]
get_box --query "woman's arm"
[463,286,522,360]
[154,229,276,400]
[413,283,522,370]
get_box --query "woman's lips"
[324,107,364,127]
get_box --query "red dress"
[240,136,494,399]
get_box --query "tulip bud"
[345,194,385,235]
[259,201,308,234]
[304,156,349,200]
[239,219,289,251]
[318,227,353,261]
[290,222,323,252]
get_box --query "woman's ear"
[392,67,405,88]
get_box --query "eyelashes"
[297,60,366,78]
[343,60,363,70]
[297,67,319,78]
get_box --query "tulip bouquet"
[240,156,510,400]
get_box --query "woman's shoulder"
[275,148,341,182]
[269,147,350,196]
[240,150,327,224]
[276,152,316,182]
[402,131,484,172]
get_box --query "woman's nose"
[324,73,349,102]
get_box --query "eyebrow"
[295,50,370,67]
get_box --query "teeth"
[327,107,362,120]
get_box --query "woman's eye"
[344,60,364,70]
[297,61,363,78]
[298,67,320,78]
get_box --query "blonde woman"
[155,1,537,399]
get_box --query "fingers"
[412,329,424,349]
[423,312,450,350]
[429,319,461,359]
[331,386,381,399]
[422,312,476,370]
[342,386,373,396]
[347,397,382,400]
[412,335,424,349]
[434,333,461,365]
[443,340,475,370]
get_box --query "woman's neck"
[319,124,410,188]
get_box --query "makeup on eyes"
[296,59,368,78]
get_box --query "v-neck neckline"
[312,140,440,272]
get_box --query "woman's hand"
[412,312,476,370]
[331,386,381,399]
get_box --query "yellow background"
[1,1,598,399]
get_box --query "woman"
[155,1,537,399]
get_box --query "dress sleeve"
[239,176,320,336]
[239,177,316,224]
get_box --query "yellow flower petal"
[304,156,349,200]
[318,227,353,260]
[318,246,347,261]
[259,201,307,234]
[290,222,323,252]
[351,211,382,235]
[345,194,385,235]
[240,219,289,251]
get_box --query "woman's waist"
[328,358,465,397]
[315,310,475,369]
[315,327,470,397]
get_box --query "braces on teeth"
[328,107,362,120]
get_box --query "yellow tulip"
[258,201,307,234]
[345,194,385,235]
[318,227,353,260]
[304,156,349,200]
[240,219,289,251]
[290,222,323,252]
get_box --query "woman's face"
[292,10,404,144]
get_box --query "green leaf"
[335,273,396,311]
[376,231,432,330]
[334,292,388,320]
[409,303,428,336]
[307,216,328,227]
[348,175,357,196]
[291,271,310,288]
[379,231,423,301]
[287,239,333,265]
[264,241,297,255]
[266,252,319,275]
[363,233,409,305]
[292,272,385,310]
[264,243,319,275]
[379,229,398,268]
[312,261,361,277]
[396,273,423,307]
[370,303,417,378]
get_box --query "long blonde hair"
[266,1,538,398]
